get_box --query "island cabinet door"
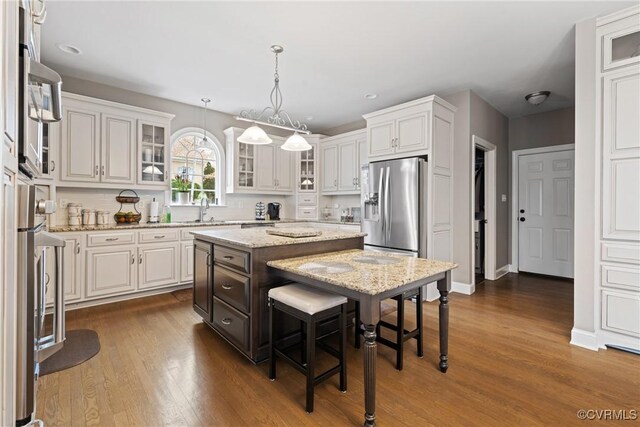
[193,240,212,321]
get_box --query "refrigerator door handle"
[377,167,385,229]
[384,166,391,242]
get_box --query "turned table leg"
[363,324,377,426]
[437,271,452,373]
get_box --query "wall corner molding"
[570,328,599,351]
[452,281,475,295]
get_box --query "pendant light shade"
[281,132,312,151]
[237,125,273,145]
[142,165,163,175]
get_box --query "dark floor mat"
[39,329,100,376]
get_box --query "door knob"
[519,217,526,222]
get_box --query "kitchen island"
[191,227,366,362]
[268,249,456,426]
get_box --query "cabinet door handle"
[154,235,165,239]
[106,237,119,242]
[75,243,80,254]
[221,318,232,325]
[139,254,143,264]
[101,165,105,176]
[222,283,233,290]
[95,165,99,176]
[334,179,337,186]
[50,160,55,172]
[223,255,234,260]
[206,253,211,267]
[131,255,135,264]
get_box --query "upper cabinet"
[224,127,294,195]
[297,136,321,193]
[363,95,455,162]
[320,129,366,195]
[58,93,174,188]
[600,9,640,72]
[2,0,19,157]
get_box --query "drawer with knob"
[212,297,250,352]
[213,246,251,274]
[87,232,136,247]
[139,229,179,244]
[214,265,250,313]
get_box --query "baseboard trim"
[508,264,518,273]
[495,264,510,279]
[452,281,475,295]
[63,283,192,312]
[570,328,599,351]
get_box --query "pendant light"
[197,98,215,151]
[235,45,311,150]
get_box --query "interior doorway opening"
[471,135,497,285]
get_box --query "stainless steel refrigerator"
[361,157,427,257]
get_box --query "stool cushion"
[269,284,347,315]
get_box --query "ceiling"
[41,1,633,131]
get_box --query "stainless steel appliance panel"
[386,158,420,252]
[361,162,386,248]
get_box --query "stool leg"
[305,316,316,413]
[417,287,424,358]
[339,304,347,393]
[354,301,361,349]
[396,296,405,371]
[269,299,276,380]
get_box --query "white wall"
[572,17,598,345]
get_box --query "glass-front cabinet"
[601,14,640,71]
[138,121,168,186]
[298,142,316,192]
[238,142,255,188]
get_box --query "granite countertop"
[267,249,457,295]
[191,228,366,248]
[48,219,360,233]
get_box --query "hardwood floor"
[37,273,640,426]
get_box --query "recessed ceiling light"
[525,91,550,105]
[364,93,378,100]
[56,44,82,55]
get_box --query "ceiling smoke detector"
[525,91,550,105]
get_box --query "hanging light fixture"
[235,45,311,150]
[197,98,216,151]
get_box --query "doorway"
[511,145,575,278]
[471,136,497,285]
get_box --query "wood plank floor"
[36,273,640,426]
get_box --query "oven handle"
[28,59,62,122]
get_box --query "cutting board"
[266,228,322,238]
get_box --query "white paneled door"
[518,150,575,278]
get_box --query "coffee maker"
[267,202,281,220]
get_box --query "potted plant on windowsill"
[172,175,191,205]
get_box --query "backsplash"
[55,187,296,226]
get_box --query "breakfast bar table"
[267,249,457,426]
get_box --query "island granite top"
[267,249,457,295]
[191,227,366,248]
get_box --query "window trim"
[169,127,226,206]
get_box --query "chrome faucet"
[199,198,210,222]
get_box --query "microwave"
[18,2,62,178]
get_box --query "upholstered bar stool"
[355,286,424,371]
[268,283,348,413]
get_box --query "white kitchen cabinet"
[364,96,455,162]
[138,120,169,186]
[297,141,317,192]
[180,241,194,283]
[85,246,137,298]
[225,127,293,194]
[138,243,180,290]
[59,93,173,188]
[592,5,640,349]
[321,143,338,193]
[102,113,136,184]
[60,99,101,183]
[321,129,367,195]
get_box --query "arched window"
[170,128,225,205]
